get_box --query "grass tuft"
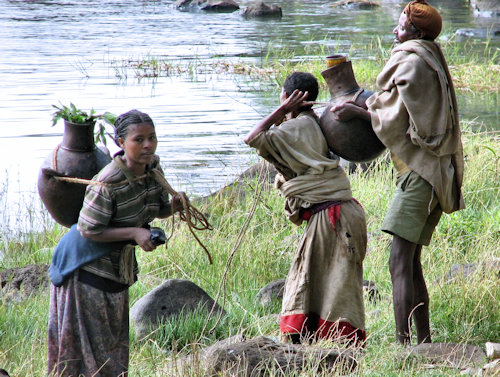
[1,123,498,375]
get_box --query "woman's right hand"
[134,227,157,252]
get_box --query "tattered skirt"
[47,271,129,377]
[280,200,367,346]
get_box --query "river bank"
[1,123,498,375]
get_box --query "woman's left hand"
[134,227,157,252]
[172,192,186,213]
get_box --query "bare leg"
[389,235,417,345]
[411,245,431,344]
[281,333,301,344]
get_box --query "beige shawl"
[248,111,352,225]
[367,39,464,213]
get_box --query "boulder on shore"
[0,263,49,302]
[130,279,225,339]
[170,335,358,376]
[470,0,500,17]
[410,343,487,370]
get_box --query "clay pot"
[319,60,385,162]
[37,120,111,228]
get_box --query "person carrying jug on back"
[47,109,185,376]
[245,71,367,346]
[330,0,464,346]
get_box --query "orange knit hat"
[404,0,442,40]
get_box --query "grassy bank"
[1,121,498,376]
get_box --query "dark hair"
[113,109,155,147]
[283,72,319,109]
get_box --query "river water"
[0,0,498,235]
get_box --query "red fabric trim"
[328,204,341,236]
[352,197,363,209]
[317,317,366,347]
[301,211,312,221]
[280,313,366,347]
[280,313,309,334]
[300,201,341,222]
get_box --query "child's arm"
[244,89,310,144]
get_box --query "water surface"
[0,0,498,234]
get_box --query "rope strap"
[48,167,213,264]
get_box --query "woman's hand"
[134,227,157,252]
[330,101,370,122]
[171,192,186,213]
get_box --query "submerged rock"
[456,27,500,39]
[331,0,380,9]
[201,0,240,12]
[242,2,282,18]
[176,0,240,12]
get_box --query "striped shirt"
[77,153,171,284]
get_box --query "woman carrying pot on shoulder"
[47,109,184,377]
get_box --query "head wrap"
[404,0,442,40]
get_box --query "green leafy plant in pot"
[51,102,116,145]
[39,103,116,227]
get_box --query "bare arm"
[78,226,158,252]
[81,194,185,250]
[330,101,371,122]
[244,90,312,144]
[158,193,185,218]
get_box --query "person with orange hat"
[330,0,465,345]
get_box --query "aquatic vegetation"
[104,37,499,96]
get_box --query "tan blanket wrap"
[367,39,464,213]
[281,200,367,331]
[249,112,366,332]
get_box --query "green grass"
[1,121,498,376]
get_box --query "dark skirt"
[47,272,129,377]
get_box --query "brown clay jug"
[37,120,112,228]
[319,59,385,162]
